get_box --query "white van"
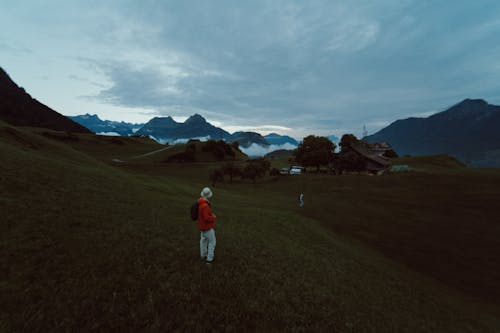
[289,166,304,174]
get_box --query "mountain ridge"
[0,67,91,133]
[136,114,230,142]
[366,98,500,166]
[68,114,143,136]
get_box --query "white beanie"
[200,187,213,199]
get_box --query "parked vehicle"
[289,166,304,175]
[280,168,290,175]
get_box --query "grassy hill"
[1,123,500,331]
[392,154,466,172]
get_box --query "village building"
[346,142,394,174]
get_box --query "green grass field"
[1,122,500,332]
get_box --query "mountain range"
[0,67,90,133]
[3,66,500,166]
[263,133,299,146]
[70,112,298,149]
[366,98,500,167]
[136,114,230,142]
[68,114,143,136]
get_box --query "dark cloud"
[82,0,500,136]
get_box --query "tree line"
[293,134,397,174]
[209,158,273,187]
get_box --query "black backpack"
[190,201,199,220]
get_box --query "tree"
[241,163,259,183]
[335,134,367,174]
[269,167,280,177]
[231,141,240,151]
[294,135,336,172]
[339,134,359,152]
[247,157,271,176]
[221,162,241,183]
[209,169,224,187]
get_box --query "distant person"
[198,187,217,264]
[299,193,304,208]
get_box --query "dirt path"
[112,145,173,163]
[129,145,173,159]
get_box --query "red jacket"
[198,197,216,231]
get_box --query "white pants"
[200,229,216,262]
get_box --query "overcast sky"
[1,1,500,139]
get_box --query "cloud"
[83,1,401,132]
[4,1,500,139]
[97,132,120,136]
[149,135,211,145]
[240,143,298,157]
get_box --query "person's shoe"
[206,259,215,265]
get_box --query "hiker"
[299,193,304,207]
[198,187,217,264]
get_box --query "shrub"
[269,168,280,177]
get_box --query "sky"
[1,0,500,140]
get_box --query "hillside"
[264,148,294,159]
[392,154,466,172]
[366,99,500,166]
[125,139,247,164]
[0,67,91,133]
[227,131,269,148]
[1,123,500,331]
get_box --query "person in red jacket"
[198,187,217,263]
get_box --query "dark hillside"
[0,67,91,133]
[227,131,269,148]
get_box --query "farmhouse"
[348,142,392,174]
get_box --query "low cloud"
[97,132,120,136]
[240,143,297,157]
[149,135,210,145]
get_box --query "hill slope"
[227,131,269,148]
[366,99,500,166]
[0,67,91,133]
[1,123,500,331]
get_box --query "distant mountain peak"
[185,114,206,124]
[149,116,177,124]
[81,113,100,120]
[457,98,488,107]
[136,113,229,141]
[435,98,499,121]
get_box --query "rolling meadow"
[1,121,500,332]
